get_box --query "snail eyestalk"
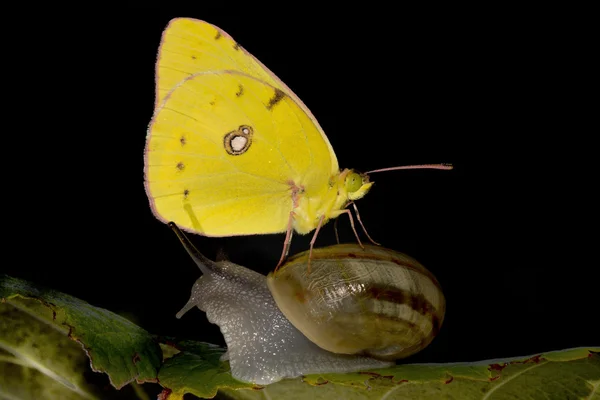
[168,221,218,276]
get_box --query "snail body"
[171,223,445,385]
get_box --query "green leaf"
[157,338,257,400]
[3,274,598,400]
[293,347,600,399]
[157,345,599,400]
[0,354,93,400]
[0,302,100,399]
[0,274,163,390]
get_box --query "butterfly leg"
[333,217,341,244]
[307,215,326,274]
[348,201,381,246]
[334,209,365,250]
[275,211,295,272]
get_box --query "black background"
[3,6,596,376]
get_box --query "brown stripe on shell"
[390,258,443,293]
[363,284,443,337]
[286,249,443,294]
[364,284,439,318]
[430,312,442,337]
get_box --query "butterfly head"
[344,170,373,201]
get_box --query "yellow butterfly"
[144,18,451,268]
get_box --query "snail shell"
[267,244,446,360]
[170,223,445,385]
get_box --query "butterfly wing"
[154,18,275,107]
[144,71,336,236]
[154,18,338,172]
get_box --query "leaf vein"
[482,360,548,400]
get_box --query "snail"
[170,222,446,385]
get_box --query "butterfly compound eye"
[345,172,364,193]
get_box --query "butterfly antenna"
[365,163,453,174]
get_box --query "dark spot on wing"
[215,31,222,40]
[235,84,244,97]
[233,42,240,51]
[191,55,197,60]
[224,125,254,156]
[209,101,216,106]
[176,162,185,171]
[266,88,286,110]
[180,136,186,146]
[183,189,189,199]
